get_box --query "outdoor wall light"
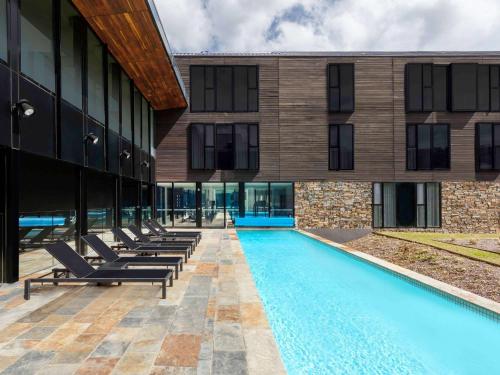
[12,99,36,118]
[141,161,150,168]
[84,133,99,144]
[120,150,131,159]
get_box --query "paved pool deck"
[0,229,285,375]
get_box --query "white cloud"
[154,0,500,52]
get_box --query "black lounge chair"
[147,219,202,243]
[144,220,201,245]
[127,224,196,252]
[24,241,173,300]
[111,228,191,262]
[82,234,183,279]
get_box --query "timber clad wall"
[156,54,500,183]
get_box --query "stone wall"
[441,181,500,233]
[295,180,499,233]
[295,181,372,229]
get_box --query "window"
[190,123,259,170]
[133,88,142,147]
[490,66,500,112]
[149,107,155,156]
[406,63,448,112]
[190,65,258,112]
[407,124,449,170]
[328,64,354,112]
[1,0,8,62]
[476,123,500,170]
[87,29,105,123]
[329,124,354,170]
[190,124,214,170]
[107,54,120,134]
[20,0,55,91]
[121,72,132,140]
[141,98,149,152]
[373,182,441,228]
[60,0,83,109]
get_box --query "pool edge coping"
[297,229,500,318]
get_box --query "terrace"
[0,229,285,374]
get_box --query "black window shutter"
[490,66,500,112]
[422,64,433,111]
[407,124,417,170]
[406,64,423,111]
[417,124,432,169]
[234,67,248,112]
[328,65,340,112]
[432,65,448,111]
[248,67,258,112]
[451,64,477,111]
[339,64,354,112]
[234,123,249,169]
[205,67,215,111]
[190,124,204,169]
[204,124,215,169]
[248,124,259,170]
[477,123,493,170]
[216,67,233,111]
[432,124,449,169]
[190,67,205,111]
[494,124,500,169]
[477,65,490,111]
[339,124,354,169]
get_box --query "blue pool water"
[238,230,500,375]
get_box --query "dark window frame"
[372,182,442,229]
[475,122,500,171]
[406,123,450,170]
[190,123,259,171]
[328,123,354,170]
[327,63,355,113]
[189,65,259,113]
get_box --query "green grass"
[376,231,500,266]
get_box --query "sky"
[154,0,500,53]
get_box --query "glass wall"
[20,0,55,91]
[1,0,8,62]
[108,54,120,134]
[173,183,196,227]
[133,89,142,147]
[201,183,224,227]
[244,183,269,217]
[156,183,173,226]
[60,0,83,108]
[142,97,149,151]
[18,210,76,278]
[87,29,105,123]
[225,183,239,223]
[87,208,113,241]
[270,183,293,217]
[121,72,132,140]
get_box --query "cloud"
[154,0,500,52]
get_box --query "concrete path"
[0,229,285,375]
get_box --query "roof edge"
[174,51,500,58]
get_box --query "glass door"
[201,183,225,227]
[173,183,197,227]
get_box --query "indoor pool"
[238,230,500,375]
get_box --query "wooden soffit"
[72,0,187,110]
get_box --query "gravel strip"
[346,234,500,303]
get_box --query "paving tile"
[113,351,156,374]
[18,326,57,340]
[243,329,286,375]
[150,366,197,375]
[170,298,208,335]
[184,277,212,298]
[75,357,120,375]
[0,323,33,343]
[0,355,19,372]
[212,351,248,375]
[118,317,144,327]
[1,350,55,375]
[213,323,245,352]
[240,303,268,328]
[91,340,130,357]
[216,305,240,322]
[155,334,201,367]
[35,364,80,375]
[194,264,218,278]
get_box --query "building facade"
[155,53,499,232]
[0,0,186,282]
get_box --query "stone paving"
[0,229,285,375]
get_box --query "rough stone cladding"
[295,181,499,233]
[295,181,372,229]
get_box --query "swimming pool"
[238,230,500,375]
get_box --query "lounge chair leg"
[175,264,179,279]
[161,280,167,299]
[184,253,188,263]
[24,279,31,300]
[180,262,183,271]
[169,275,173,287]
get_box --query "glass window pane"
[149,107,155,156]
[20,0,55,91]
[432,124,449,169]
[225,183,239,222]
[426,183,441,227]
[373,183,382,205]
[234,124,248,169]
[141,97,149,151]
[478,123,493,170]
[190,124,204,169]
[383,183,396,227]
[245,183,268,217]
[173,183,196,227]
[121,72,132,140]
[87,30,105,122]
[0,0,6,62]
[417,124,431,169]
[108,55,120,133]
[60,0,83,109]
[216,124,233,170]
[494,124,500,169]
[329,125,338,147]
[373,206,383,228]
[339,124,353,170]
[133,88,141,146]
[201,183,225,227]
[270,183,293,217]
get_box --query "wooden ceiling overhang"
[72,0,187,110]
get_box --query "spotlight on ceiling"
[84,133,99,145]
[12,99,36,118]
[141,161,150,168]
[120,150,131,159]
